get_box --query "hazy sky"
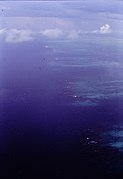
[0,0,123,43]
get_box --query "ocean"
[0,36,123,178]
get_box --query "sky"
[0,0,123,43]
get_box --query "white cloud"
[4,29,35,43]
[40,28,63,39]
[92,24,112,34]
[100,24,111,34]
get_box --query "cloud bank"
[0,29,35,43]
[0,23,113,44]
[0,28,81,43]
[40,28,63,39]
[0,28,35,43]
[5,29,35,43]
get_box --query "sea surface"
[0,37,123,178]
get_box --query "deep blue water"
[0,39,123,178]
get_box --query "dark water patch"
[1,97,123,178]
